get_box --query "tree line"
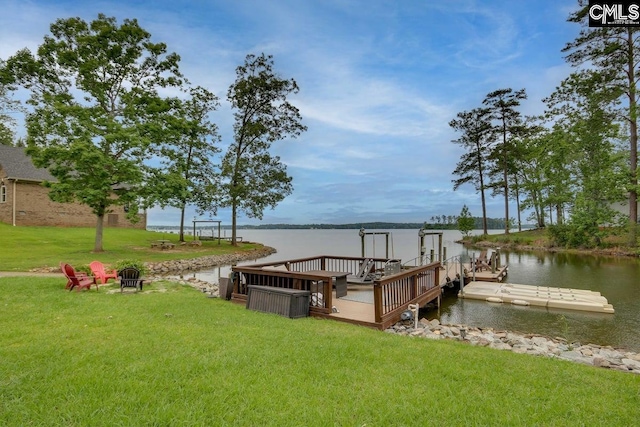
[450,1,638,248]
[0,14,306,251]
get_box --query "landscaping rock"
[385,318,640,374]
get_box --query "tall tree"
[449,107,493,235]
[483,88,527,234]
[545,70,626,247]
[4,14,183,251]
[219,53,307,245]
[563,0,639,246]
[145,86,220,242]
[0,59,23,146]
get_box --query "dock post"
[430,249,435,263]
[443,247,447,264]
[472,253,476,281]
[460,256,465,295]
[496,248,501,268]
[385,233,389,259]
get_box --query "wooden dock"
[439,261,508,290]
[230,255,443,329]
[458,281,615,314]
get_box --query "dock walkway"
[459,281,614,314]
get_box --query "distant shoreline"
[147,222,535,231]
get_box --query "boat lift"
[359,228,394,259]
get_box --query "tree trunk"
[503,126,510,234]
[514,176,522,232]
[480,188,488,235]
[179,204,186,242]
[231,200,238,246]
[626,28,638,247]
[94,214,104,252]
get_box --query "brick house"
[0,145,146,228]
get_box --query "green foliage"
[563,3,639,247]
[144,86,221,241]
[112,259,147,275]
[483,88,527,233]
[4,14,183,251]
[457,205,475,237]
[74,264,92,275]
[219,53,307,244]
[547,224,596,249]
[1,277,639,426]
[0,59,24,146]
[449,108,493,233]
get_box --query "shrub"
[113,259,147,275]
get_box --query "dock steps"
[459,281,614,314]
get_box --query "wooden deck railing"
[231,256,442,329]
[246,255,389,276]
[373,261,441,329]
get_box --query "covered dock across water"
[230,255,442,329]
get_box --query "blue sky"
[1,0,580,226]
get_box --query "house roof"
[0,145,56,182]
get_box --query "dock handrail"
[373,261,441,329]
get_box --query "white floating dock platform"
[459,281,614,314]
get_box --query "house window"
[0,184,6,203]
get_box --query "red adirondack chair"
[61,263,96,291]
[90,261,118,284]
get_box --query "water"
[191,229,640,352]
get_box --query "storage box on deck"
[246,285,310,319]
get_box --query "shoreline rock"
[386,318,640,374]
[144,246,276,274]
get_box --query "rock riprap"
[386,318,640,374]
[144,246,276,274]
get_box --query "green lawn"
[1,277,638,426]
[0,223,262,271]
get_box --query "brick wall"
[0,175,146,229]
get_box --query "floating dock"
[458,281,614,314]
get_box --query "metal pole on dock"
[460,256,465,296]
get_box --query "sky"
[0,0,581,226]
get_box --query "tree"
[219,53,307,245]
[4,14,183,251]
[449,107,493,234]
[563,0,639,246]
[545,70,627,247]
[483,88,527,234]
[457,205,475,237]
[0,59,24,146]
[145,86,220,242]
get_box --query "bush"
[113,259,147,275]
[75,264,92,274]
[547,224,595,248]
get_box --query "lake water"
[191,229,640,352]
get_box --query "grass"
[467,228,640,256]
[1,277,639,426]
[469,228,548,247]
[0,223,263,271]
